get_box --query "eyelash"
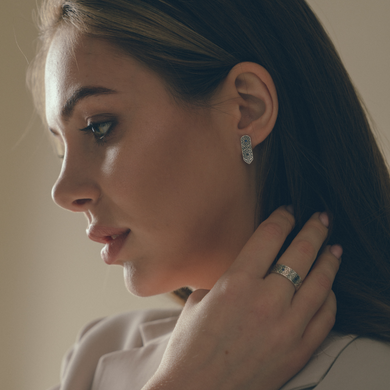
[80,121,115,144]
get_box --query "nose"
[51,156,101,212]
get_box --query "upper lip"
[87,224,130,244]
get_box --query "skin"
[46,28,342,390]
[45,30,277,296]
[145,210,341,390]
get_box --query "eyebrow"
[61,86,117,120]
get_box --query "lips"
[87,225,130,264]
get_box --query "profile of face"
[45,29,278,296]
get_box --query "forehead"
[44,31,150,127]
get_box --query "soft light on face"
[44,30,257,296]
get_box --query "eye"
[81,121,114,143]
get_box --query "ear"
[217,62,278,147]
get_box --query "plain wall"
[0,0,389,389]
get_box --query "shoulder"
[74,308,182,348]
[58,308,181,385]
[281,333,390,390]
[313,336,390,390]
[49,308,181,390]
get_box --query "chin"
[122,261,180,297]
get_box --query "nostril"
[73,198,91,206]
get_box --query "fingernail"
[319,212,329,227]
[330,244,343,260]
[285,205,294,215]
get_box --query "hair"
[28,0,390,341]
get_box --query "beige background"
[1,0,389,389]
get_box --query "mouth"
[87,225,131,264]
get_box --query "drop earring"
[240,135,254,164]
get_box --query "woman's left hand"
[143,208,341,390]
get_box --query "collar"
[91,313,180,390]
[131,315,358,390]
[61,309,358,390]
[139,315,180,346]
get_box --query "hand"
[144,206,341,390]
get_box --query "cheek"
[101,146,121,177]
[100,108,237,237]
[101,134,185,217]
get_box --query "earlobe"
[231,63,278,147]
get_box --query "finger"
[292,245,341,326]
[300,290,337,354]
[230,206,295,277]
[266,212,329,294]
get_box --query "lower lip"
[101,232,130,265]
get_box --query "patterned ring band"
[270,264,303,291]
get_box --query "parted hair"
[28,0,390,341]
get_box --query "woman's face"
[45,31,257,296]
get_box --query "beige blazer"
[48,309,390,390]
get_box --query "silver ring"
[270,264,302,291]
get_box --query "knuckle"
[254,290,284,317]
[261,221,286,240]
[295,239,317,259]
[313,270,333,291]
[218,270,252,300]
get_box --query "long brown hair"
[28,0,390,341]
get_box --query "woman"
[28,0,390,389]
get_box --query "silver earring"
[240,135,253,164]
